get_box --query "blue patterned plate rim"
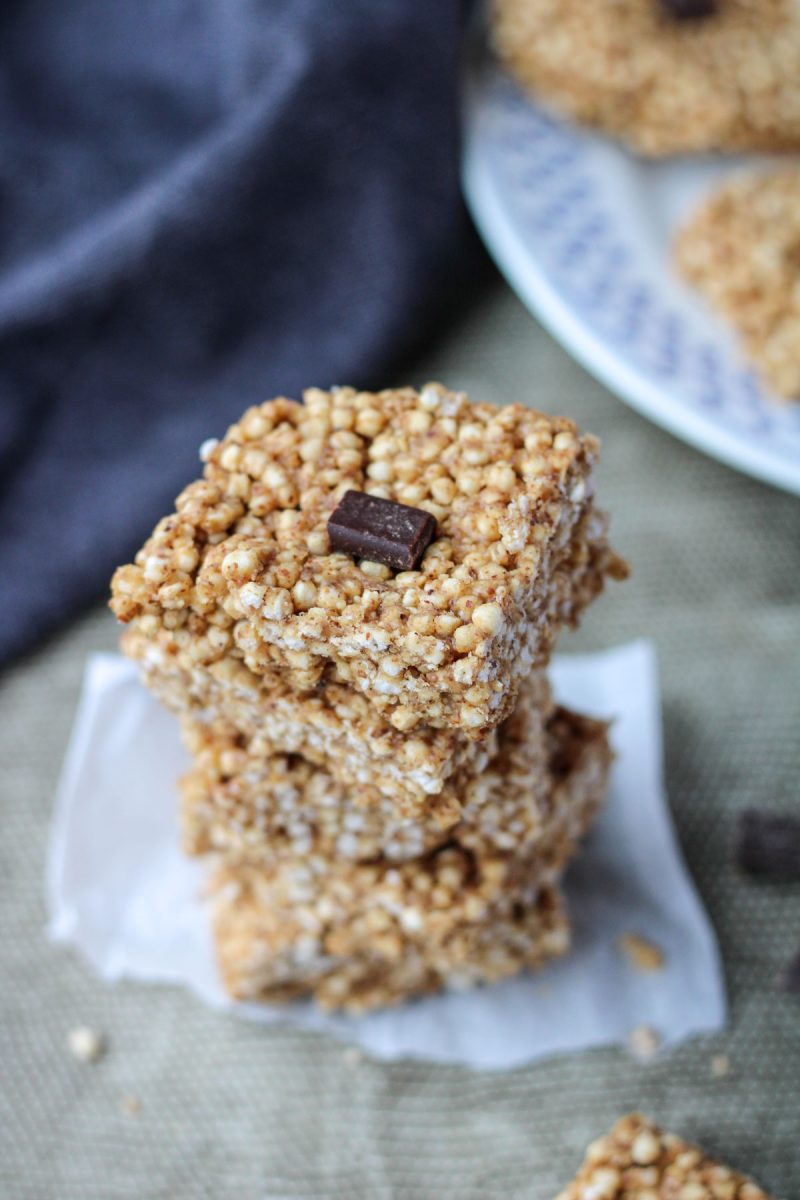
[462,60,800,497]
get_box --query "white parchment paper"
[47,640,725,1069]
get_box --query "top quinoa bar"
[111,384,626,737]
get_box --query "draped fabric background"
[0,0,480,666]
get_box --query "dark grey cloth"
[0,0,480,666]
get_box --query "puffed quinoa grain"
[471,602,505,635]
[627,1025,662,1062]
[67,1027,105,1063]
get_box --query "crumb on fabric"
[67,1027,105,1063]
[626,1024,662,1062]
[342,1046,365,1068]
[711,1053,732,1078]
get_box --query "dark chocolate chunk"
[327,490,437,572]
[658,0,716,19]
[735,810,800,882]
[780,945,800,994]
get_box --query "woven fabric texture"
[1,285,798,1200]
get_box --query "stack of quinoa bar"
[111,384,627,1013]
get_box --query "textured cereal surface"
[121,624,500,812]
[213,865,569,1015]
[557,1112,773,1199]
[676,168,800,400]
[492,0,800,157]
[178,673,552,858]
[181,701,607,864]
[208,712,610,1012]
[111,384,625,737]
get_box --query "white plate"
[463,54,800,495]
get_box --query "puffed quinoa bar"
[121,623,527,814]
[208,709,609,1011]
[675,168,800,400]
[492,0,800,157]
[181,703,607,863]
[557,1112,773,1200]
[213,866,568,1014]
[111,385,626,737]
[215,873,568,1012]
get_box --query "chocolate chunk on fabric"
[735,810,800,882]
[0,0,483,669]
[328,490,437,571]
[780,946,800,994]
[658,0,716,19]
